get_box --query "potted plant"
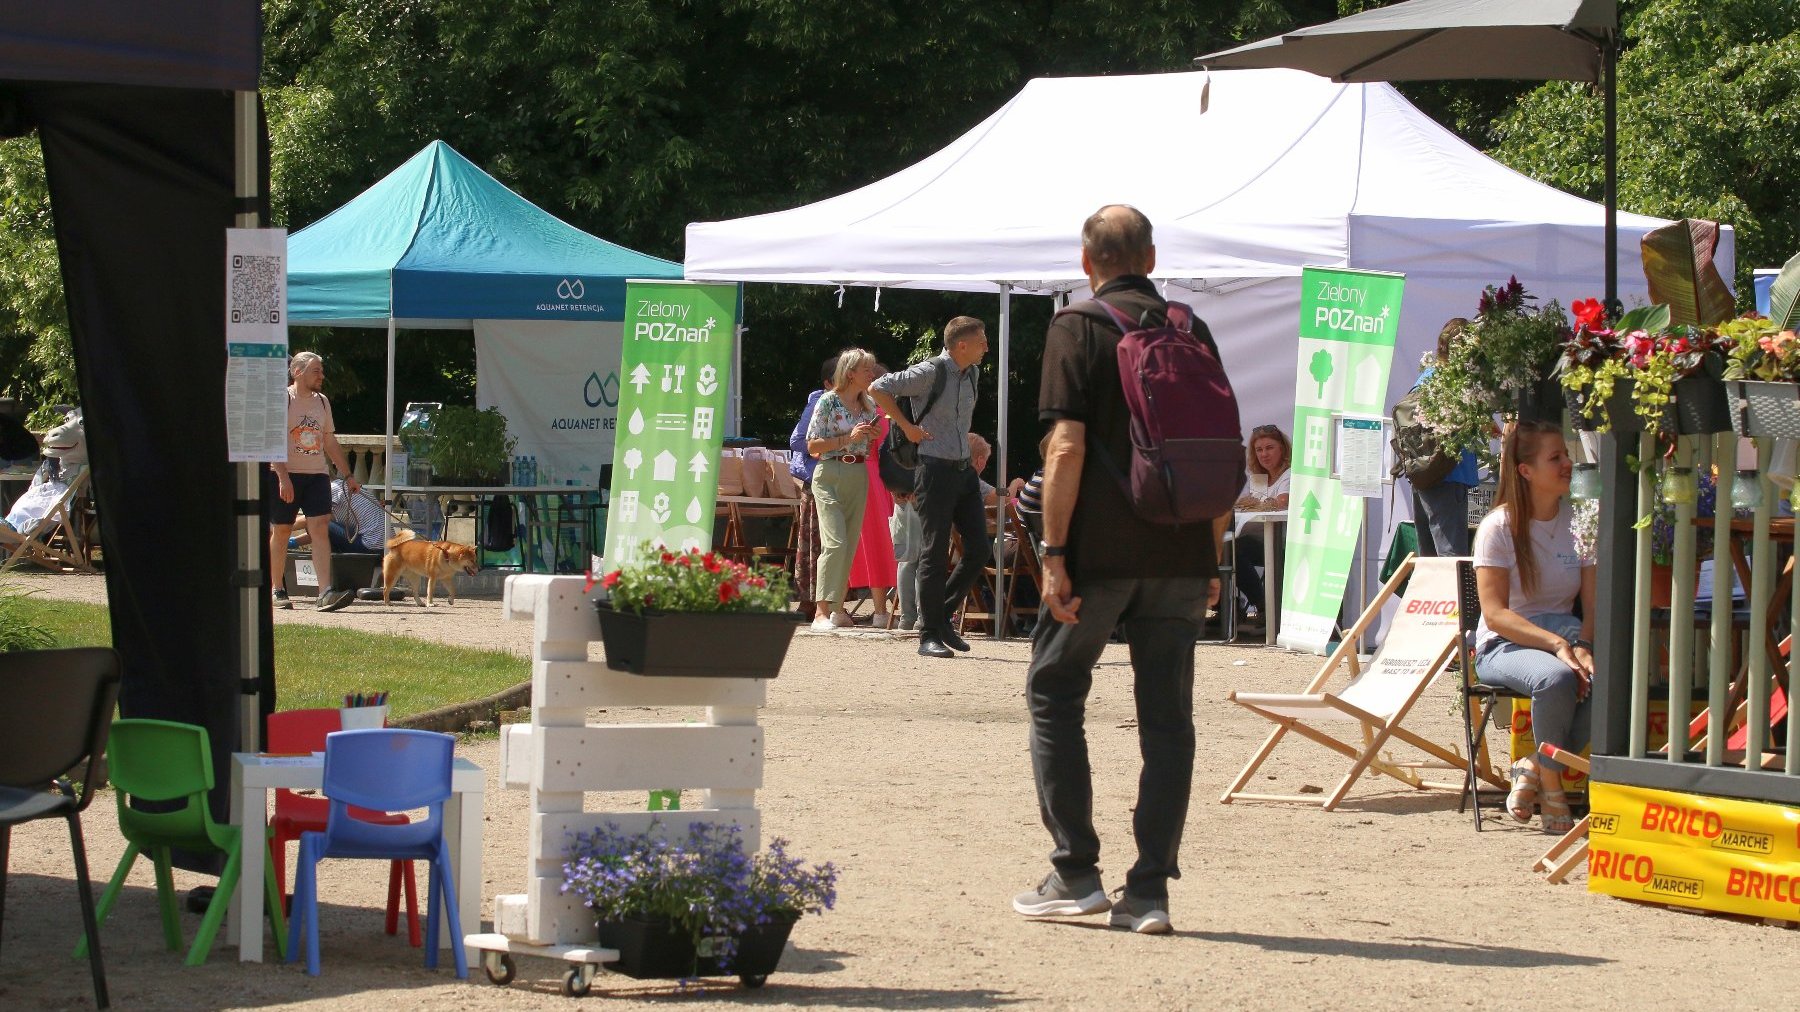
[1638,467,1716,608]
[424,405,515,485]
[561,820,836,987]
[1556,297,1627,431]
[594,546,800,678]
[1415,276,1568,464]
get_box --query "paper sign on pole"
[602,280,739,566]
[1279,267,1404,653]
[1334,415,1387,498]
[224,228,289,462]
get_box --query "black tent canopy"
[0,3,268,823]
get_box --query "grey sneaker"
[273,589,292,610]
[1109,892,1172,934]
[1012,871,1108,918]
[316,587,355,613]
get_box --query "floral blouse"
[806,391,880,457]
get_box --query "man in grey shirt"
[871,316,990,658]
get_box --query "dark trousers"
[1026,577,1207,899]
[1412,482,1470,557]
[915,459,989,635]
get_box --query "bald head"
[1081,204,1155,283]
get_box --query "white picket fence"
[491,575,765,945]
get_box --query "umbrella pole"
[384,307,396,534]
[1604,31,1619,315]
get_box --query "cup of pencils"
[339,691,389,731]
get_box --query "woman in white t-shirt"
[1473,419,1596,835]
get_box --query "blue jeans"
[1412,482,1470,557]
[1026,577,1207,900]
[1475,612,1589,772]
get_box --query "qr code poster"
[226,228,288,339]
[225,228,290,462]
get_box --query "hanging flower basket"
[1730,381,1800,440]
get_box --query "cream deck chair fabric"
[1,469,97,574]
[1221,555,1506,810]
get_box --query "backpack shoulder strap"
[910,357,952,422]
[1055,298,1137,334]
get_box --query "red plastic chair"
[267,709,420,946]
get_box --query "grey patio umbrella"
[1196,0,1621,305]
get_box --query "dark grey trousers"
[1025,577,1207,899]
[914,459,989,636]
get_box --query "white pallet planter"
[488,574,767,948]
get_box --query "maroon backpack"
[1058,298,1246,525]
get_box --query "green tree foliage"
[259,0,1336,462]
[0,136,77,412]
[1491,0,1800,301]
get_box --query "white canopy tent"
[685,68,1726,624]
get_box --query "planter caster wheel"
[483,953,516,986]
[562,966,593,998]
[740,974,768,989]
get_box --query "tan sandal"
[1506,760,1539,823]
[1539,789,1575,835]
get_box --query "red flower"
[602,570,621,588]
[677,554,692,566]
[718,582,740,604]
[1572,298,1605,331]
[702,553,722,573]
[661,552,675,564]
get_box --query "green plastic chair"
[76,718,285,965]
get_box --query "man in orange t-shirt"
[270,351,360,611]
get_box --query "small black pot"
[593,602,803,678]
[696,911,798,982]
[1672,365,1733,435]
[598,916,699,980]
[1513,376,1565,424]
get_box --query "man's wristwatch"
[1039,542,1066,558]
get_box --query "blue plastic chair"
[285,729,466,978]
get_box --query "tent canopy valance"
[289,140,681,328]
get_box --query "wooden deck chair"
[0,469,98,574]
[1222,555,1508,810]
[1533,743,1590,884]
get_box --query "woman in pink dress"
[849,412,898,626]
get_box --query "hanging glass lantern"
[1570,463,1602,501]
[1731,469,1764,511]
[1661,465,1697,506]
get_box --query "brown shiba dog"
[382,530,480,607]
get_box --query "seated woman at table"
[1473,419,1595,835]
[1232,424,1292,622]
[806,348,881,632]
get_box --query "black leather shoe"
[918,636,954,659]
[940,628,972,652]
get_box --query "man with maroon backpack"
[1011,205,1237,935]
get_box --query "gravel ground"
[4,571,1797,1010]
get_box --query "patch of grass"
[8,597,525,720]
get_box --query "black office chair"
[1455,560,1526,831]
[0,647,121,1007]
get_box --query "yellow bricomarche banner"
[1588,781,1800,920]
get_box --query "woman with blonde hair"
[1473,418,1595,834]
[806,348,882,631]
[1232,424,1292,627]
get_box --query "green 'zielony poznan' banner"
[1278,267,1405,654]
[602,280,739,566]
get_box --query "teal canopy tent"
[287,140,684,478]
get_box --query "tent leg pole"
[233,89,263,754]
[1603,30,1618,315]
[384,311,397,523]
[994,284,1010,640]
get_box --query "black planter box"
[593,602,803,678]
[598,913,796,983]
